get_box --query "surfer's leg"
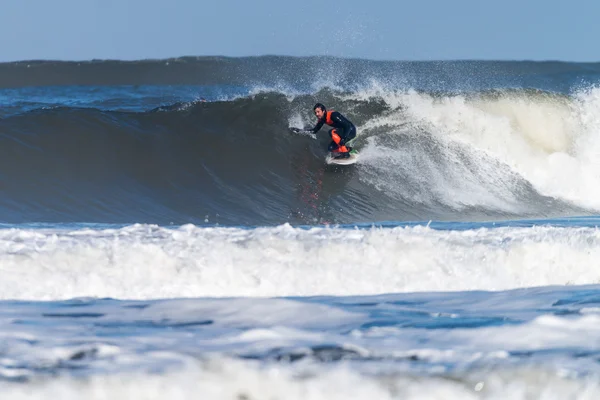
[341,126,357,152]
[328,129,349,154]
[346,126,356,148]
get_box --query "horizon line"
[1,54,598,64]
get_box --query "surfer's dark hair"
[313,103,326,112]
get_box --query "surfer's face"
[314,108,325,119]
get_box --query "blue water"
[4,285,600,397]
[0,84,250,117]
[3,57,600,398]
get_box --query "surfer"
[291,103,356,159]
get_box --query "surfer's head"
[313,103,326,119]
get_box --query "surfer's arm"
[290,118,324,135]
[310,118,325,134]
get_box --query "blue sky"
[1,0,598,62]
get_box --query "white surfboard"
[326,152,359,165]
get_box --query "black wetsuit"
[311,111,356,152]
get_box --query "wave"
[1,85,599,225]
[2,223,600,300]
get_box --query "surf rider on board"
[291,103,357,159]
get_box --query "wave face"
[2,57,600,224]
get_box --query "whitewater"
[2,56,600,399]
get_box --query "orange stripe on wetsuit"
[326,110,349,153]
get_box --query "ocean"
[2,56,600,398]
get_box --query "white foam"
[442,314,600,353]
[2,224,600,300]
[2,358,600,400]
[351,86,600,212]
